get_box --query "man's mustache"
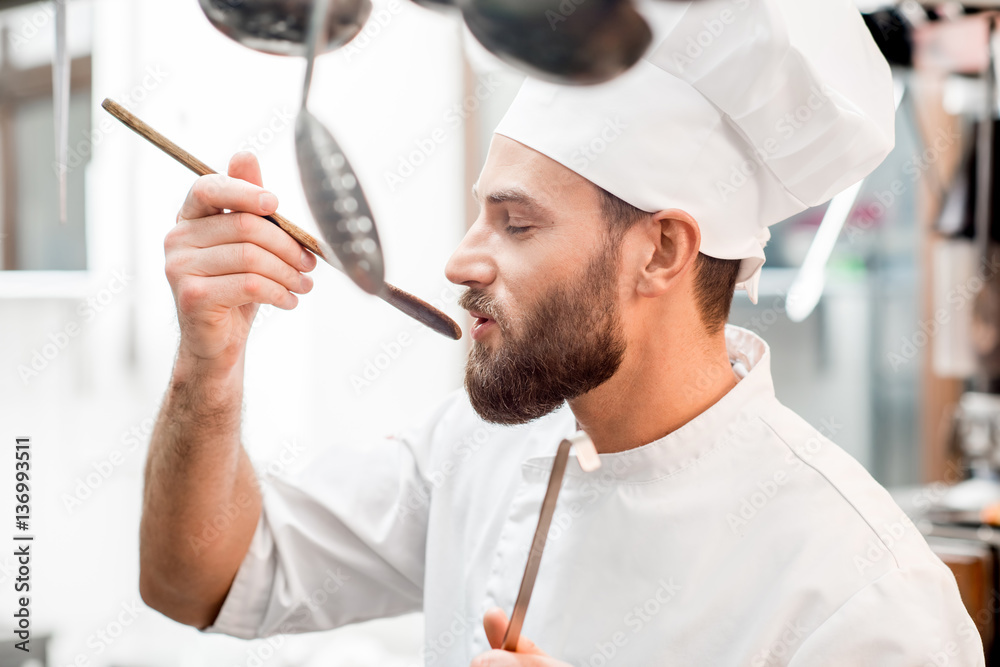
[459,289,505,327]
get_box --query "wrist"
[173,342,246,388]
[165,345,246,440]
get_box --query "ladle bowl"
[198,0,372,56]
[409,0,652,85]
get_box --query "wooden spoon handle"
[101,98,461,340]
[502,438,573,651]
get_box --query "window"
[0,0,92,271]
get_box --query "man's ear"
[635,209,701,298]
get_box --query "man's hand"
[165,151,317,369]
[470,608,573,667]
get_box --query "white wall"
[0,0,470,664]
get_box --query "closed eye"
[506,224,532,235]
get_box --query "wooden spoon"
[101,98,462,340]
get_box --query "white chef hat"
[493,0,895,304]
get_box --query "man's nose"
[445,222,496,288]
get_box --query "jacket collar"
[521,325,775,484]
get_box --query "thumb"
[483,607,546,654]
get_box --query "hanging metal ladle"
[197,0,372,57]
[295,0,385,295]
[198,0,650,87]
[53,0,68,224]
[197,0,385,296]
[408,0,652,86]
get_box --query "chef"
[139,0,984,665]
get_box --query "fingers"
[175,273,301,313]
[484,607,508,650]
[228,150,263,188]
[482,608,543,655]
[470,650,554,667]
[172,242,313,295]
[165,211,317,325]
[170,211,317,274]
[178,172,278,222]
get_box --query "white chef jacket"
[202,325,985,666]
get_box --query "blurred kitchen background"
[3,0,1000,665]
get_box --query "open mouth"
[470,311,497,341]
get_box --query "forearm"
[139,345,262,628]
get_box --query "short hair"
[596,187,741,334]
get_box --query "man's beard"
[459,244,627,425]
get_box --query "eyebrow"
[471,184,554,219]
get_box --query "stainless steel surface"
[295,110,385,295]
[408,0,651,85]
[54,0,68,224]
[937,393,1000,514]
[462,0,651,85]
[296,0,385,295]
[301,0,327,104]
[198,0,371,57]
